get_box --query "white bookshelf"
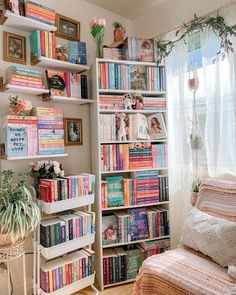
[50,96,93,104]
[91,58,169,290]
[0,84,49,95]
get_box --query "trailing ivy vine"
[156,13,236,64]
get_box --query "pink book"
[64,72,71,97]
[9,81,46,89]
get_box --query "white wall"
[132,0,235,38]
[0,1,132,294]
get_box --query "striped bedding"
[134,179,236,294]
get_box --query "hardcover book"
[46,70,67,96]
[128,208,149,241]
[68,41,87,65]
[70,72,81,98]
[106,176,124,207]
[137,38,154,62]
[147,113,167,140]
[5,126,27,157]
[130,65,147,90]
[102,215,118,245]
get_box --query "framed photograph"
[147,113,167,139]
[64,118,83,146]
[56,14,80,41]
[3,31,26,64]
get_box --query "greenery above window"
[156,14,236,64]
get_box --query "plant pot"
[191,192,198,206]
[0,234,13,246]
[190,138,202,150]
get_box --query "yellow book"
[44,31,49,58]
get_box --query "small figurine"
[56,45,68,61]
[123,93,132,110]
[116,113,127,141]
[9,95,32,117]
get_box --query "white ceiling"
[85,0,165,19]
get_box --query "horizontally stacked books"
[101,172,168,209]
[40,248,94,293]
[103,239,170,286]
[98,62,166,91]
[25,1,55,25]
[40,210,95,248]
[102,207,169,245]
[5,66,46,89]
[100,143,167,171]
[39,174,95,202]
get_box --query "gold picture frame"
[3,31,26,64]
[64,118,83,146]
[56,14,80,41]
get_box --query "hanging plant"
[155,13,236,64]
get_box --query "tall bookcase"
[91,58,170,290]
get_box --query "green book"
[125,248,142,279]
[54,223,61,245]
[106,176,124,207]
[30,29,41,60]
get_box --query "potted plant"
[0,170,40,246]
[189,133,203,150]
[191,178,202,206]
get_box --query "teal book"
[68,41,87,65]
[30,29,41,60]
[106,176,124,207]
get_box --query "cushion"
[181,207,236,277]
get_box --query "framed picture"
[3,31,26,64]
[64,118,83,146]
[56,14,80,41]
[147,113,167,139]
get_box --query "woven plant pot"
[190,138,202,150]
[191,192,198,206]
[0,234,14,247]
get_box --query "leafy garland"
[156,14,236,64]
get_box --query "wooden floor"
[73,283,134,295]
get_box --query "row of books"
[46,70,88,99]
[36,107,65,155]
[39,174,95,202]
[40,211,95,248]
[103,239,170,285]
[5,66,45,89]
[100,143,168,172]
[98,63,166,92]
[30,29,87,65]
[102,208,169,245]
[40,248,94,293]
[99,113,167,142]
[99,95,166,111]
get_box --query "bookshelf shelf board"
[40,273,95,295]
[41,233,95,260]
[50,96,93,104]
[4,153,68,161]
[101,168,167,174]
[103,235,170,248]
[102,201,169,212]
[1,84,49,95]
[99,89,166,96]
[39,193,95,214]
[99,109,166,114]
[97,58,164,67]
[1,10,57,32]
[104,278,136,288]
[33,57,89,73]
[100,139,167,144]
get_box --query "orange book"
[27,6,55,18]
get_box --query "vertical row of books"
[94,59,170,289]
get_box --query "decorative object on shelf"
[155,14,236,64]
[56,44,69,61]
[147,113,167,140]
[90,17,106,58]
[3,31,26,64]
[55,13,80,41]
[3,0,19,14]
[0,170,40,246]
[123,93,132,110]
[106,21,126,49]
[116,113,128,141]
[131,93,144,110]
[64,117,83,145]
[9,95,32,116]
[191,178,202,206]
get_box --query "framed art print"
[147,113,167,139]
[3,31,26,64]
[56,14,80,41]
[64,118,83,146]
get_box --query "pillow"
[181,207,236,278]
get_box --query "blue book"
[128,208,149,241]
[68,41,87,65]
[5,126,27,157]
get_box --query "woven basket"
[0,234,14,247]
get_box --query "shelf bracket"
[0,144,7,160]
[0,11,7,25]
[31,54,40,66]
[42,93,52,102]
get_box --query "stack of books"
[98,62,166,92]
[129,144,153,169]
[40,211,95,248]
[124,37,154,62]
[99,114,116,142]
[143,96,166,111]
[152,144,168,168]
[138,239,171,258]
[132,170,159,204]
[46,70,88,99]
[36,107,65,155]
[3,115,38,157]
[147,208,169,238]
[39,174,95,202]
[5,66,45,89]
[99,95,125,110]
[103,48,124,60]
[40,248,95,293]
[159,175,169,202]
[25,1,56,25]
[30,30,56,59]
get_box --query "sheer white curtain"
[166,3,236,248]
